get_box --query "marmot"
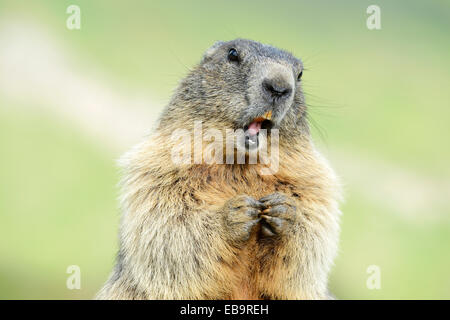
[97,39,342,300]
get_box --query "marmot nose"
[262,79,292,101]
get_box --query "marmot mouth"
[243,111,274,150]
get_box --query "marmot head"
[159,39,308,152]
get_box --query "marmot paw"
[258,192,297,238]
[222,195,264,245]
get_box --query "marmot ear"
[201,41,225,63]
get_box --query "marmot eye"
[297,71,303,81]
[227,48,239,62]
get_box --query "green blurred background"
[0,0,449,299]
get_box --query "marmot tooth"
[263,110,272,120]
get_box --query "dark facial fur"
[159,39,309,142]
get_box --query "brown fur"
[96,39,342,300]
